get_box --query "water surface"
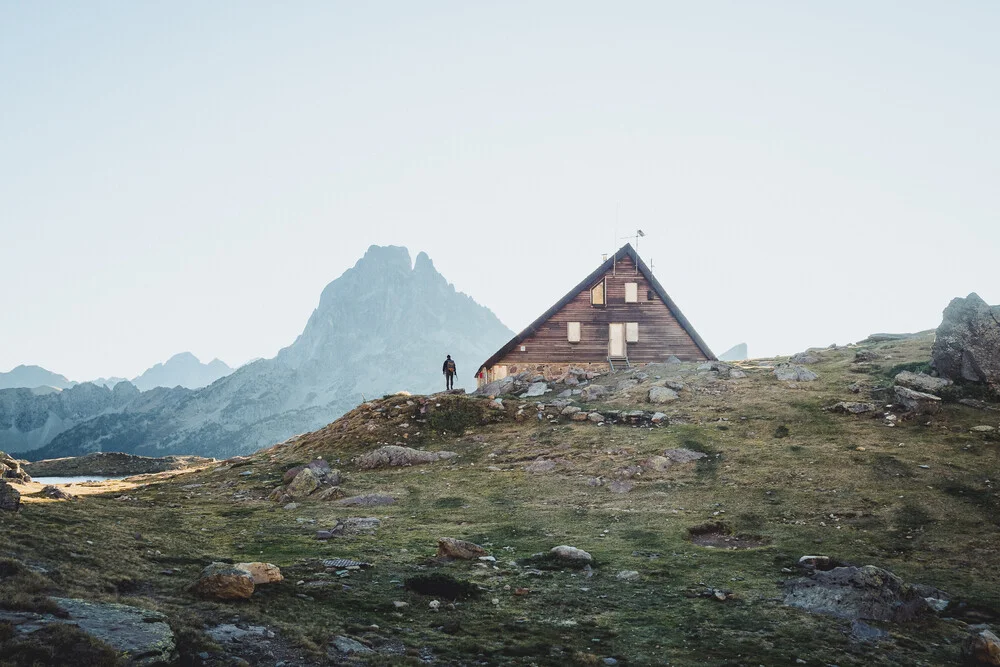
[32,475,127,485]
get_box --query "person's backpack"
[445,359,456,373]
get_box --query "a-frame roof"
[477,243,715,374]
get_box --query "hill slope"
[18,245,512,459]
[3,333,999,665]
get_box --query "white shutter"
[625,282,638,303]
[626,322,639,342]
[567,322,581,343]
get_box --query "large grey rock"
[774,364,819,382]
[932,293,1000,387]
[648,387,679,404]
[285,466,321,498]
[790,351,820,364]
[0,480,20,512]
[894,386,942,414]
[783,565,939,622]
[0,597,178,666]
[550,545,593,562]
[478,376,518,397]
[357,445,456,469]
[580,384,610,401]
[521,382,549,398]
[894,371,952,394]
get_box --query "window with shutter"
[567,322,581,343]
[626,322,639,343]
[625,282,638,303]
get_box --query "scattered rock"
[39,485,75,500]
[581,385,609,401]
[774,364,819,382]
[560,406,581,416]
[616,570,640,581]
[330,635,374,656]
[963,628,1000,665]
[828,402,877,414]
[549,545,593,563]
[193,563,256,600]
[650,412,668,424]
[783,565,941,622]
[894,371,952,394]
[313,486,346,501]
[648,386,679,404]
[854,349,881,363]
[608,480,634,494]
[972,425,996,433]
[665,355,682,364]
[642,455,672,472]
[437,537,489,560]
[587,412,604,423]
[525,459,556,474]
[663,448,707,464]
[894,386,942,414]
[336,494,396,507]
[358,445,457,469]
[206,623,271,643]
[0,480,22,511]
[932,292,1000,387]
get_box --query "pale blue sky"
[2,2,998,380]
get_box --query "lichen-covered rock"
[357,445,456,469]
[521,382,549,398]
[894,371,952,394]
[285,466,321,498]
[234,562,283,585]
[437,537,488,560]
[932,292,1000,387]
[193,563,255,600]
[783,565,937,622]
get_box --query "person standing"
[442,355,457,390]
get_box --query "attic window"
[567,322,581,343]
[626,322,639,343]
[647,290,654,301]
[625,282,638,303]
[590,279,606,307]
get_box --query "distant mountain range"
[0,365,76,391]
[1,245,513,460]
[2,354,233,393]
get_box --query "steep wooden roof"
[477,243,715,374]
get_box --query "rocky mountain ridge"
[5,245,512,459]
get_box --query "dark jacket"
[442,359,457,374]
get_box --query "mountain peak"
[358,245,412,270]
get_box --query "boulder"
[282,466,304,484]
[642,455,672,472]
[854,349,881,363]
[650,412,668,424]
[663,448,707,464]
[477,376,518,396]
[285,467,321,498]
[437,537,488,560]
[964,628,1000,666]
[0,480,21,512]
[357,445,457,469]
[774,364,819,382]
[587,412,604,423]
[648,387,678,404]
[193,563,256,600]
[894,386,942,414]
[40,485,75,500]
[314,486,345,501]
[608,480,634,494]
[0,451,31,483]
[560,405,581,416]
[894,371,952,394]
[581,385,610,401]
[330,635,374,656]
[783,565,938,622]
[790,351,820,364]
[932,293,1000,387]
[550,545,593,563]
[234,562,283,585]
[570,412,589,421]
[521,382,549,398]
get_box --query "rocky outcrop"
[774,364,818,382]
[24,452,208,477]
[932,293,1000,388]
[648,386,678,404]
[357,445,456,469]
[0,597,177,666]
[784,565,944,622]
[0,451,31,482]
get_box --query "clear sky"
[2,2,998,381]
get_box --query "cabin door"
[609,323,626,358]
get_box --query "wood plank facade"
[477,244,714,384]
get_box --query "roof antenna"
[613,202,619,276]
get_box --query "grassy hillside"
[2,333,998,665]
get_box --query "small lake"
[32,475,128,485]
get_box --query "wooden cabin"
[476,243,714,386]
